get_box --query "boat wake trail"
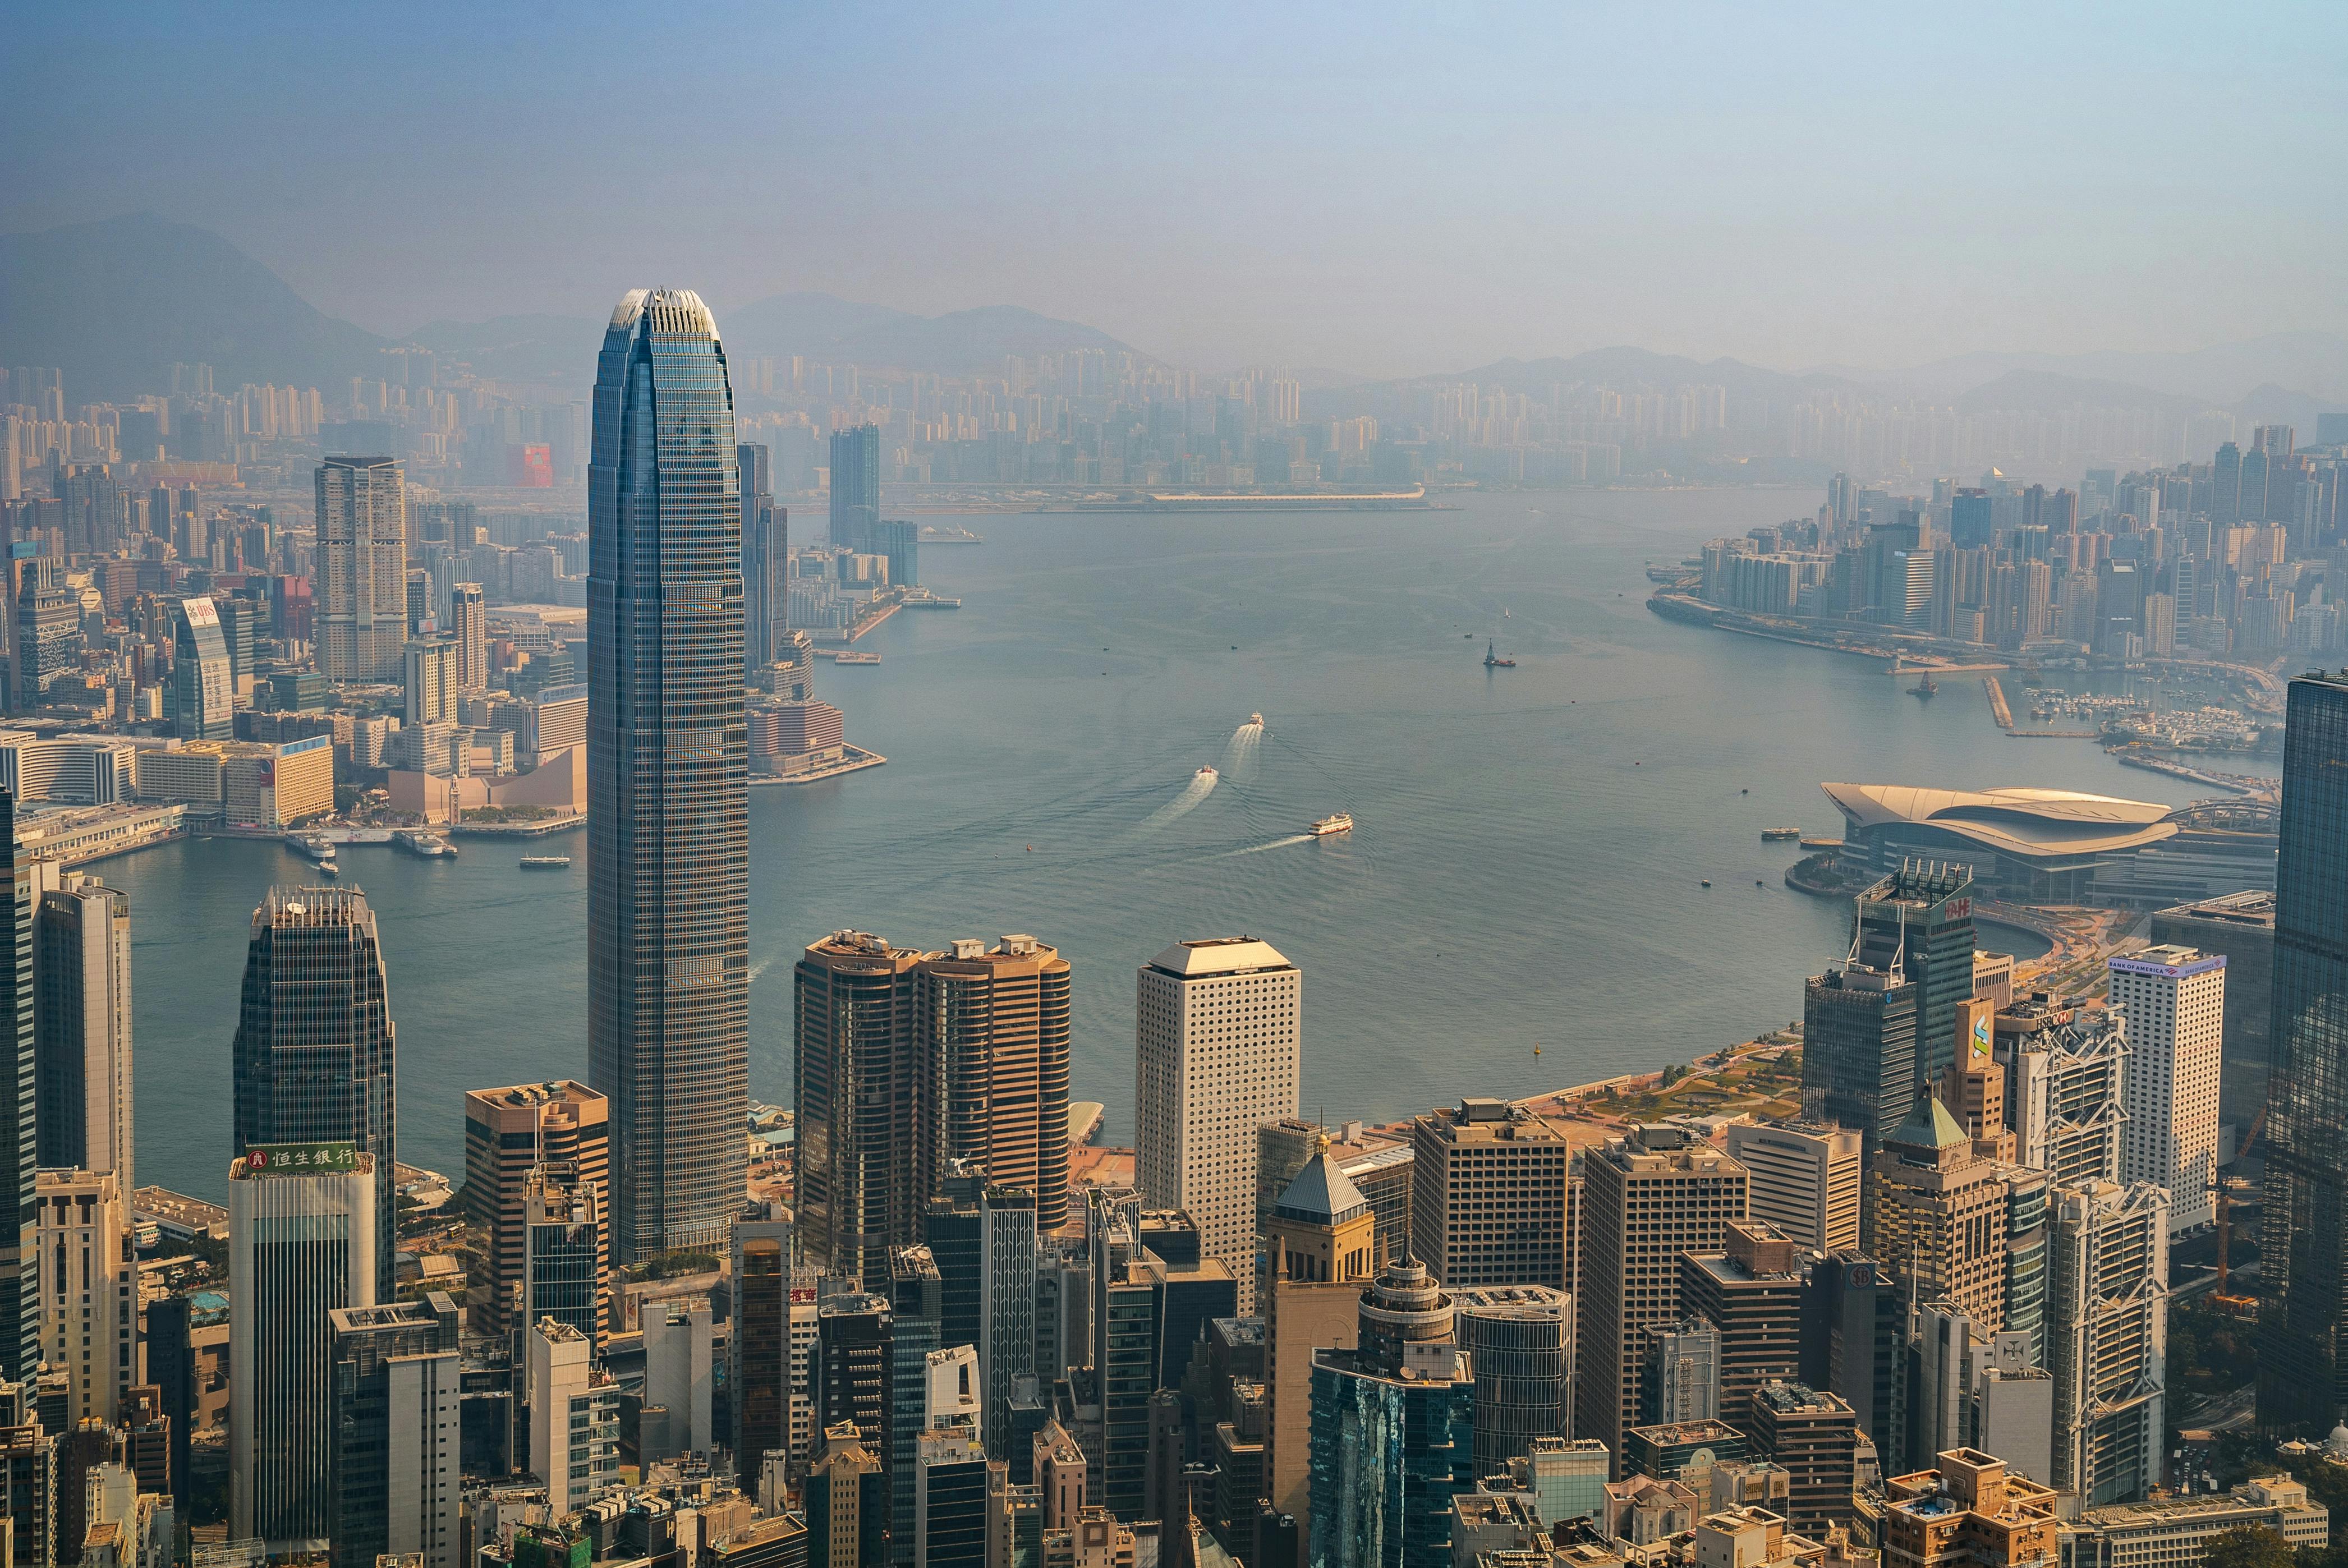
[1214,833,1311,858]
[1221,720,1264,775]
[1138,771,1218,831]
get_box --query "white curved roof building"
[1823,783,2179,901]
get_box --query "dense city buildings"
[231,886,399,1296]
[1136,936,1301,1308]
[461,1079,610,1335]
[2259,670,2348,1436]
[1409,1096,1569,1291]
[314,455,407,682]
[1679,1221,1807,1441]
[586,287,750,1263]
[1879,1449,2060,1568]
[2109,947,2224,1234]
[1576,1125,1749,1472]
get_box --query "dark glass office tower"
[231,886,399,1296]
[173,596,234,741]
[1853,862,1977,1085]
[587,289,750,1262]
[1802,962,1918,1152]
[829,424,881,553]
[0,793,34,1383]
[2259,670,2348,1433]
[739,441,789,670]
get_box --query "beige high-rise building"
[405,635,458,727]
[451,582,488,692]
[1724,1121,1861,1254]
[1575,1124,1749,1474]
[462,1081,609,1332]
[2109,948,2225,1235]
[1262,1137,1376,1537]
[1410,1097,1570,1291]
[914,935,1074,1230]
[1869,1090,2012,1332]
[1135,937,1300,1308]
[315,455,408,682]
[36,1167,135,1427]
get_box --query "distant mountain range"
[3,212,2341,422]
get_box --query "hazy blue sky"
[8,1,2344,376]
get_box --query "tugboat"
[1484,641,1517,668]
[1308,812,1354,837]
[1909,674,1939,700]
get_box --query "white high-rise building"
[1724,1119,1862,1254]
[1136,937,1301,1309]
[2048,1179,2168,1506]
[2109,948,2225,1235]
[529,1318,621,1513]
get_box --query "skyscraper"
[327,1295,462,1568]
[917,935,1074,1230]
[1409,1097,1569,1292]
[13,558,79,712]
[0,793,35,1384]
[1854,863,1977,1086]
[460,1080,609,1335]
[796,930,923,1281]
[33,877,132,1193]
[229,1144,378,1554]
[829,425,881,553]
[739,442,789,670]
[2047,1179,2167,1505]
[1801,960,1918,1155]
[171,597,233,741]
[231,887,398,1296]
[315,456,408,682]
[449,582,488,693]
[35,1167,134,1427]
[1575,1124,1749,1472]
[1136,936,1302,1308]
[1724,1121,1861,1254]
[2110,948,2224,1235]
[587,289,750,1263]
[2259,670,2348,1433]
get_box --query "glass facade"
[1307,1360,1476,1568]
[587,289,750,1262]
[2259,672,2348,1432]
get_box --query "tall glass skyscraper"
[587,289,749,1262]
[829,424,881,551]
[2259,670,2348,1433]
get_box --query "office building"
[1907,1304,2025,1477]
[979,1185,1038,1457]
[2150,891,2274,1129]
[1679,1222,1805,1441]
[327,1295,462,1568]
[1136,937,1301,1308]
[461,1080,610,1335]
[643,1299,716,1458]
[2108,949,2223,1235]
[1644,1317,1722,1424]
[1264,1135,1376,1538]
[1868,1091,2014,1333]
[2263,672,2348,1433]
[883,1253,943,1558]
[1623,1417,1744,1485]
[816,1292,894,1465]
[1800,961,1918,1153]
[1880,1450,2060,1568]
[1306,1260,1476,1568]
[917,935,1074,1230]
[1259,1116,1415,1269]
[1724,1123,1860,1254]
[1453,1286,1570,1477]
[1997,1008,2127,1188]
[1575,1125,1749,1472]
[2048,1180,2167,1506]
[807,1420,886,1568]
[829,425,881,551]
[527,1319,619,1515]
[522,1166,603,1345]
[229,1145,377,1554]
[2067,1476,2328,1568]
[795,930,923,1281]
[0,796,30,1386]
[0,1376,54,1566]
[1409,1097,1569,1291]
[13,558,80,713]
[915,1426,990,1568]
[1853,863,1978,1086]
[739,444,789,670]
[33,877,132,1193]
[316,456,408,682]
[34,1168,134,1427]
[732,1220,794,1470]
[231,887,398,1296]
[1745,1382,1856,1537]
[405,635,458,726]
[587,288,750,1263]
[171,597,233,741]
[451,582,488,693]
[1799,1253,1903,1473]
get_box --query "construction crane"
[2208,1105,2268,1309]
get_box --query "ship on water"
[1760,827,1800,840]
[1196,765,1218,781]
[1484,641,1517,668]
[1909,675,1938,700]
[1308,812,1354,836]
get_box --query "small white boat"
[1247,712,1265,726]
[1196,765,1218,781]
[1308,812,1353,836]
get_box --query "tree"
[2200,1525,2296,1568]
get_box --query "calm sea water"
[111,488,2211,1201]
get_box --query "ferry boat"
[1760,827,1801,840]
[833,651,882,666]
[1484,641,1517,668]
[394,829,456,858]
[1195,765,1218,782]
[1308,813,1354,837]
[520,854,572,871]
[286,832,336,865]
[1247,712,1265,726]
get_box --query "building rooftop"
[1886,1091,1969,1153]
[1825,784,2176,863]
[1270,1145,1371,1228]
[1144,936,1294,976]
[2153,889,2276,927]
